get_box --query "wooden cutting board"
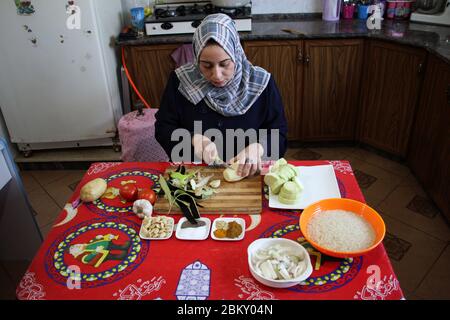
[153,167,262,214]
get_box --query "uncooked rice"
[307,210,375,252]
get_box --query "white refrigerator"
[0,0,124,156]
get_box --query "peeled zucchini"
[223,163,245,182]
[278,180,303,205]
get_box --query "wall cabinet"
[359,40,426,157]
[408,54,450,220]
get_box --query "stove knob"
[191,20,202,28]
[161,22,173,30]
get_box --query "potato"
[80,178,107,202]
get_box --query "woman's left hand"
[230,143,264,178]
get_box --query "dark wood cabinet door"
[408,54,450,220]
[124,44,179,108]
[302,39,364,141]
[359,41,426,156]
[244,40,303,140]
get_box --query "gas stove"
[145,1,252,36]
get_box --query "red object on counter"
[386,0,412,19]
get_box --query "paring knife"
[281,28,305,36]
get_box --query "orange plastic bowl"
[299,198,386,258]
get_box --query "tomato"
[138,188,156,205]
[119,183,138,202]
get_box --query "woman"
[155,13,287,178]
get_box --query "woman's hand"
[192,134,218,164]
[230,143,264,178]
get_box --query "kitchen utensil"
[299,198,386,258]
[358,3,371,19]
[130,7,145,37]
[154,166,262,214]
[247,238,313,288]
[268,165,341,210]
[322,0,342,21]
[386,0,413,19]
[281,28,305,36]
[342,3,356,19]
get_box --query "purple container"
[323,0,343,21]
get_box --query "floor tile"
[350,148,411,178]
[346,158,403,208]
[29,170,69,186]
[379,214,447,293]
[291,148,322,160]
[43,171,85,208]
[378,176,450,242]
[353,169,378,189]
[416,244,450,299]
[19,171,41,194]
[308,147,350,161]
[27,187,63,227]
[284,148,302,160]
[39,223,54,240]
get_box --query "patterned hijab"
[175,14,271,117]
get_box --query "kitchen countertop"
[116,14,450,63]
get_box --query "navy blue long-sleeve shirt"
[155,71,288,162]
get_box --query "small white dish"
[211,217,246,241]
[247,238,313,288]
[268,165,341,210]
[139,216,174,240]
[175,217,211,240]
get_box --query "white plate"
[139,216,174,240]
[175,217,211,240]
[211,217,246,241]
[268,165,341,210]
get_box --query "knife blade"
[281,28,305,36]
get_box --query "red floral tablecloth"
[16,161,404,300]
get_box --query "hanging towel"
[171,44,195,67]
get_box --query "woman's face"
[199,44,235,87]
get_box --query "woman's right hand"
[192,134,218,164]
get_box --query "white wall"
[253,0,322,14]
[123,0,323,16]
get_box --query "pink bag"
[118,109,169,162]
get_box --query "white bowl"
[247,238,313,288]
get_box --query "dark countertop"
[117,15,450,63]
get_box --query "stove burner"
[155,7,178,19]
[216,6,246,18]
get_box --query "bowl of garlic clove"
[247,238,313,288]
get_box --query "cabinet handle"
[297,49,303,62]
[418,63,423,75]
[305,55,310,65]
[447,84,450,104]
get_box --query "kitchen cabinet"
[301,39,364,141]
[408,54,450,220]
[359,40,426,157]
[123,44,179,107]
[243,40,304,140]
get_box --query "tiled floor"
[1,146,449,300]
